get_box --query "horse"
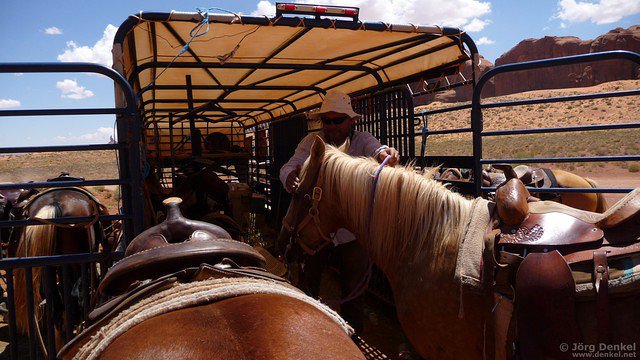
[437,165,608,213]
[58,197,363,360]
[12,187,111,350]
[278,136,640,359]
[143,166,235,230]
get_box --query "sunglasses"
[321,116,349,125]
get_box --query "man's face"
[320,111,356,146]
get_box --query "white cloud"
[557,0,640,25]
[464,18,490,32]
[250,0,492,29]
[44,27,63,35]
[54,127,115,144]
[476,36,495,45]
[56,79,94,99]
[0,99,21,108]
[252,0,276,16]
[57,24,117,66]
[560,22,567,28]
[14,73,24,76]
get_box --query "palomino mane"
[318,146,475,274]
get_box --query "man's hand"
[285,165,301,192]
[378,147,399,167]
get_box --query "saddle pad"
[74,277,353,360]
[572,254,640,297]
[455,198,494,292]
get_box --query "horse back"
[82,294,361,360]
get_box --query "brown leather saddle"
[59,197,282,358]
[46,172,85,182]
[98,197,265,296]
[491,171,640,359]
[485,164,560,201]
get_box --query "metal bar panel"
[422,103,472,116]
[44,266,56,360]
[422,128,472,136]
[25,267,38,359]
[62,265,73,342]
[0,252,123,270]
[483,122,640,136]
[81,264,90,320]
[0,214,127,229]
[0,108,125,117]
[6,268,18,359]
[481,186,634,194]
[481,89,639,109]
[0,144,121,154]
[471,51,640,195]
[481,155,640,163]
[0,179,129,190]
[0,62,137,115]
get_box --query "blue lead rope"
[136,7,213,103]
[324,155,391,308]
[366,154,392,238]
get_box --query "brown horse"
[279,136,640,359]
[12,187,109,347]
[143,167,232,228]
[438,165,608,213]
[59,198,363,359]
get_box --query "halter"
[282,155,392,255]
[281,166,334,255]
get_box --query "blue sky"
[1,0,638,147]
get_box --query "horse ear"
[299,136,325,192]
[337,138,350,153]
[310,135,326,164]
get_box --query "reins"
[366,155,392,240]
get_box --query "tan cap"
[310,90,361,119]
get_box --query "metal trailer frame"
[111,8,479,234]
[0,63,143,359]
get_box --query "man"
[279,89,399,334]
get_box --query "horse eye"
[304,194,311,201]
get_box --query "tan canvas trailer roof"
[112,7,478,129]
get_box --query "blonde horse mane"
[14,205,58,334]
[13,204,97,335]
[317,146,475,274]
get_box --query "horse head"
[278,136,344,255]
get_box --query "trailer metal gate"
[0,63,143,359]
[471,50,640,197]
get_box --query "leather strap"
[281,167,336,255]
[563,242,640,265]
[593,250,610,343]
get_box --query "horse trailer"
[1,2,639,358]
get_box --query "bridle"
[281,166,334,255]
[282,154,393,255]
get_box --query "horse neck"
[323,152,475,278]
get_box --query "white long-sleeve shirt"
[279,130,389,245]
